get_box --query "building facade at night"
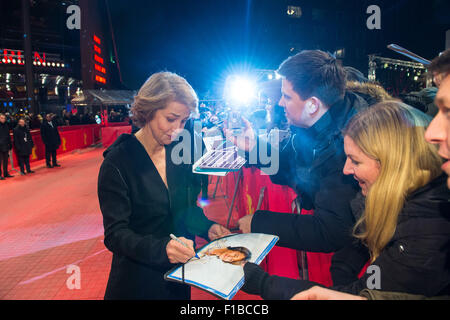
[0,0,122,117]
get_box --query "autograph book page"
[164,233,279,300]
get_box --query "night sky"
[107,0,450,98]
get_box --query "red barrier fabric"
[59,124,102,143]
[105,121,130,127]
[101,125,132,148]
[224,167,334,286]
[9,124,101,167]
[358,260,371,279]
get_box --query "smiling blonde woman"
[240,101,450,299]
[342,101,443,261]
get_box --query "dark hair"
[429,49,450,77]
[399,93,427,113]
[344,66,368,83]
[277,50,347,107]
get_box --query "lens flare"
[198,198,210,208]
[224,75,257,106]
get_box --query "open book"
[164,233,279,300]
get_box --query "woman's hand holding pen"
[166,237,196,264]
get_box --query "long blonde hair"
[343,101,443,261]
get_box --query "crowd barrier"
[8,124,134,168]
[101,125,132,148]
[9,124,102,168]
[223,166,334,287]
[8,123,336,287]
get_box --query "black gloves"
[241,262,268,295]
[241,262,319,299]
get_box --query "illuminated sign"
[94,45,101,54]
[93,34,106,85]
[93,35,101,45]
[94,54,104,65]
[95,75,106,84]
[0,48,66,67]
[0,49,24,65]
[95,64,106,74]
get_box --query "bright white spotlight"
[225,75,257,106]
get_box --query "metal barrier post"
[9,150,18,173]
[225,170,242,229]
[292,197,309,281]
[255,186,266,211]
[212,176,221,199]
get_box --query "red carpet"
[0,146,259,300]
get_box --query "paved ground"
[0,146,257,300]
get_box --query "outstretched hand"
[208,223,232,241]
[290,286,367,300]
[223,117,256,152]
[237,214,253,234]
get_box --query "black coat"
[97,134,215,300]
[13,125,34,156]
[40,121,61,150]
[242,174,450,299]
[251,91,368,252]
[0,122,12,152]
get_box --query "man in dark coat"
[241,48,450,302]
[0,113,14,180]
[13,118,34,175]
[41,113,61,168]
[233,50,368,253]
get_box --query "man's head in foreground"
[425,49,450,188]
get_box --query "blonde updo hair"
[131,72,199,128]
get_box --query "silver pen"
[169,233,200,259]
